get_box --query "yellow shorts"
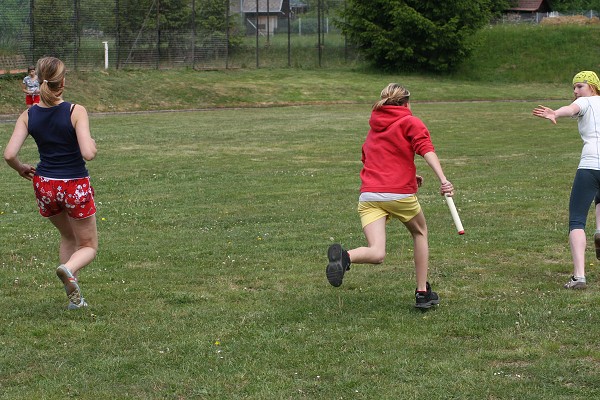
[358,196,422,228]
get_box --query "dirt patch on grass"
[541,15,600,25]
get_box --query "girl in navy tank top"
[4,56,98,310]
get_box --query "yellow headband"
[572,71,600,89]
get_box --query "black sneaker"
[414,282,440,309]
[326,244,350,287]
[594,232,600,260]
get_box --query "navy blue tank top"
[28,102,89,179]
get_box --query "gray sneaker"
[68,298,88,310]
[56,265,82,305]
[564,276,586,289]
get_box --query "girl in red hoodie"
[326,83,455,309]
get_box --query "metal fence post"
[226,0,230,69]
[29,0,35,64]
[287,0,291,67]
[156,0,161,69]
[255,0,259,68]
[115,0,120,69]
[73,0,79,70]
[191,0,196,69]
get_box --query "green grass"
[2,97,600,398]
[0,67,572,116]
[1,21,600,398]
[454,23,600,83]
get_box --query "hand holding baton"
[444,194,464,235]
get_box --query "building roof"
[507,0,549,12]
[242,0,284,13]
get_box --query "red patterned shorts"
[33,176,96,219]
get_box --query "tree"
[550,0,600,11]
[337,0,511,72]
[0,0,29,44]
[33,0,78,59]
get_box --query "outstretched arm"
[533,103,580,124]
[423,151,454,196]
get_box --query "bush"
[337,0,502,72]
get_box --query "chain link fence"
[498,9,599,23]
[0,0,359,73]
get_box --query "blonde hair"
[36,57,66,106]
[373,83,410,110]
[589,83,600,96]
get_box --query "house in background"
[237,0,291,36]
[290,0,308,15]
[505,0,552,20]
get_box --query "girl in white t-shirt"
[533,71,600,289]
[22,65,40,109]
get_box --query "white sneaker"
[564,276,586,289]
[68,298,88,310]
[56,265,82,304]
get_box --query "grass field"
[2,94,600,398]
[0,67,573,116]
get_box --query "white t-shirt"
[574,96,600,170]
[358,192,413,201]
[23,75,39,93]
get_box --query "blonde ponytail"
[36,57,66,106]
[373,83,410,110]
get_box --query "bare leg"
[402,211,428,292]
[569,228,586,278]
[49,212,98,278]
[348,217,387,264]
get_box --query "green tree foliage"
[196,0,242,50]
[33,0,76,58]
[550,0,600,11]
[337,0,510,72]
[197,0,234,32]
[116,0,235,48]
[0,0,27,37]
[0,0,28,52]
[157,0,193,53]
[79,0,116,34]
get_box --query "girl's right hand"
[533,105,557,124]
[18,164,36,180]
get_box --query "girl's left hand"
[440,180,454,196]
[416,175,423,187]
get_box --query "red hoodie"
[360,105,435,194]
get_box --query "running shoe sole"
[414,298,440,309]
[56,265,82,305]
[326,244,344,287]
